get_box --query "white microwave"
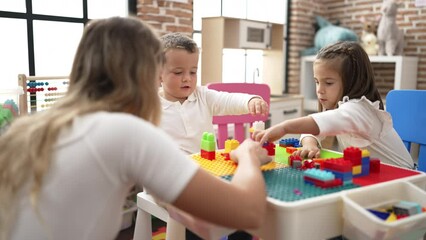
[238,20,272,49]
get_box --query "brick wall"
[137,0,426,96]
[288,0,426,96]
[136,0,193,36]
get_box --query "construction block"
[370,158,381,172]
[201,149,215,160]
[252,121,265,131]
[200,132,216,152]
[279,138,299,147]
[263,141,276,156]
[304,168,335,181]
[352,165,362,175]
[344,146,362,165]
[289,155,302,167]
[304,176,342,188]
[286,146,297,154]
[393,201,422,216]
[292,159,302,169]
[361,149,370,158]
[322,158,352,172]
[224,139,239,153]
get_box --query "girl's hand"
[293,146,321,159]
[230,139,272,166]
[248,97,268,116]
[293,137,321,159]
[252,122,286,145]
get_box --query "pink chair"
[207,83,270,149]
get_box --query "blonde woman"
[0,17,271,240]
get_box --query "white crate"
[342,176,426,240]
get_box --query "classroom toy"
[262,141,275,156]
[221,139,239,160]
[200,132,216,160]
[278,137,300,148]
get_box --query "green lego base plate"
[222,167,359,202]
[225,146,358,202]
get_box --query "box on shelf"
[342,176,426,240]
[0,86,23,129]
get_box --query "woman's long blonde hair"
[0,16,163,239]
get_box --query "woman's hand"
[230,139,272,166]
[248,97,268,116]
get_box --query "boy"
[159,32,268,155]
[159,32,268,240]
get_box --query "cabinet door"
[269,98,303,139]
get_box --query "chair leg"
[165,218,185,240]
[133,208,153,240]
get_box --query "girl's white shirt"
[301,96,414,169]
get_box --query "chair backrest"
[386,90,426,172]
[207,83,270,149]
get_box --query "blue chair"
[386,90,426,172]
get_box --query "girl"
[253,41,414,169]
[0,17,271,240]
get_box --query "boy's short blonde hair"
[161,32,198,54]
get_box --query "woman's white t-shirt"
[11,112,199,240]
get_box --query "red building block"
[289,155,302,167]
[344,147,362,165]
[304,176,343,188]
[262,141,276,156]
[201,149,215,160]
[323,158,352,172]
[286,146,297,154]
[370,158,381,173]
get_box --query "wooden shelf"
[300,55,419,112]
[201,17,285,95]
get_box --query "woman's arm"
[172,139,271,230]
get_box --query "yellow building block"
[224,139,240,153]
[362,149,370,158]
[352,165,362,175]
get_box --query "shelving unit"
[201,16,285,95]
[269,95,304,139]
[300,55,419,112]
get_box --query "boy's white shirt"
[301,96,414,169]
[159,85,256,154]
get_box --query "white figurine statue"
[377,0,404,56]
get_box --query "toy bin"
[0,87,23,129]
[342,177,426,240]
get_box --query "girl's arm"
[252,116,320,145]
[172,139,271,230]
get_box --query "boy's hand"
[248,97,268,116]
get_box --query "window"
[0,0,131,87]
[193,0,286,85]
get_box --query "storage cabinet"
[268,95,304,139]
[300,55,419,112]
[201,16,285,95]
